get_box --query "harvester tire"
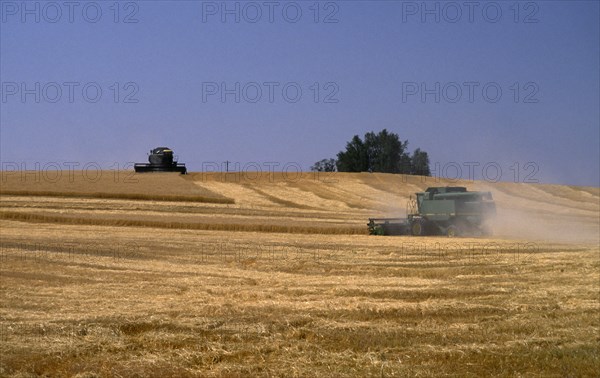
[446,225,460,238]
[411,220,425,236]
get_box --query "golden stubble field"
[1,171,599,377]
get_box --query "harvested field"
[1,171,598,376]
[0,171,233,204]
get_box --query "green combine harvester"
[368,186,496,237]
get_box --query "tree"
[366,129,412,173]
[410,148,431,176]
[337,129,413,174]
[336,135,369,172]
[328,129,431,176]
[310,158,337,172]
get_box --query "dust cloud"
[493,207,599,244]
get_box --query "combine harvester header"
[368,186,496,237]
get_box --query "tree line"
[311,129,431,176]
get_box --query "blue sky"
[1,1,598,186]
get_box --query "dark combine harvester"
[134,147,187,174]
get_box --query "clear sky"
[1,0,598,186]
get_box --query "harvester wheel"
[446,225,460,238]
[411,220,425,236]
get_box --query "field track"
[1,171,598,376]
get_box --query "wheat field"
[1,171,598,377]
